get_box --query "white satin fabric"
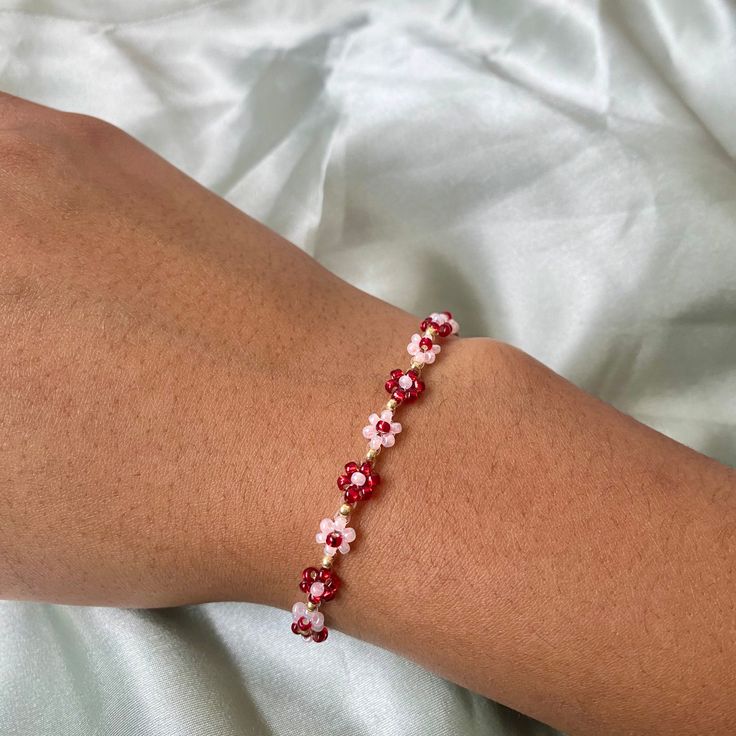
[1,1,734,734]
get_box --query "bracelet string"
[290,311,461,642]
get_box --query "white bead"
[382,434,395,448]
[369,436,382,450]
[343,527,356,543]
[311,612,324,631]
[380,409,393,422]
[350,471,366,486]
[324,545,338,557]
[362,425,373,439]
[390,422,402,434]
[315,532,325,544]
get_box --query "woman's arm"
[1,93,734,735]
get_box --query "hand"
[2,93,735,736]
[0,92,449,607]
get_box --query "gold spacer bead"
[386,398,398,411]
[410,361,423,371]
[366,447,380,461]
[306,601,317,611]
[339,503,351,516]
[321,555,333,568]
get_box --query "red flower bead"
[421,312,454,336]
[420,317,440,332]
[299,566,341,603]
[337,460,380,503]
[385,368,425,404]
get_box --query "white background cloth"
[1,1,734,734]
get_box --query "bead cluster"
[291,311,460,642]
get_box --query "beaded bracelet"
[290,310,460,642]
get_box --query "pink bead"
[398,374,413,389]
[350,471,366,486]
[292,602,307,620]
[311,612,325,631]
[320,518,333,534]
[310,581,325,598]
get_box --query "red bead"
[344,461,359,474]
[291,622,300,635]
[376,420,390,434]
[366,471,380,487]
[443,311,453,319]
[344,487,360,503]
[312,627,328,643]
[298,616,311,631]
[299,566,319,592]
[326,532,342,548]
[419,337,433,351]
[319,567,339,585]
[393,388,406,402]
[319,568,340,601]
[438,322,452,337]
[390,368,403,379]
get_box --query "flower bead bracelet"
[291,311,460,642]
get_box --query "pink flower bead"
[315,514,356,557]
[407,333,441,364]
[362,409,402,449]
[292,602,325,631]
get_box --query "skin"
[0,92,734,735]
